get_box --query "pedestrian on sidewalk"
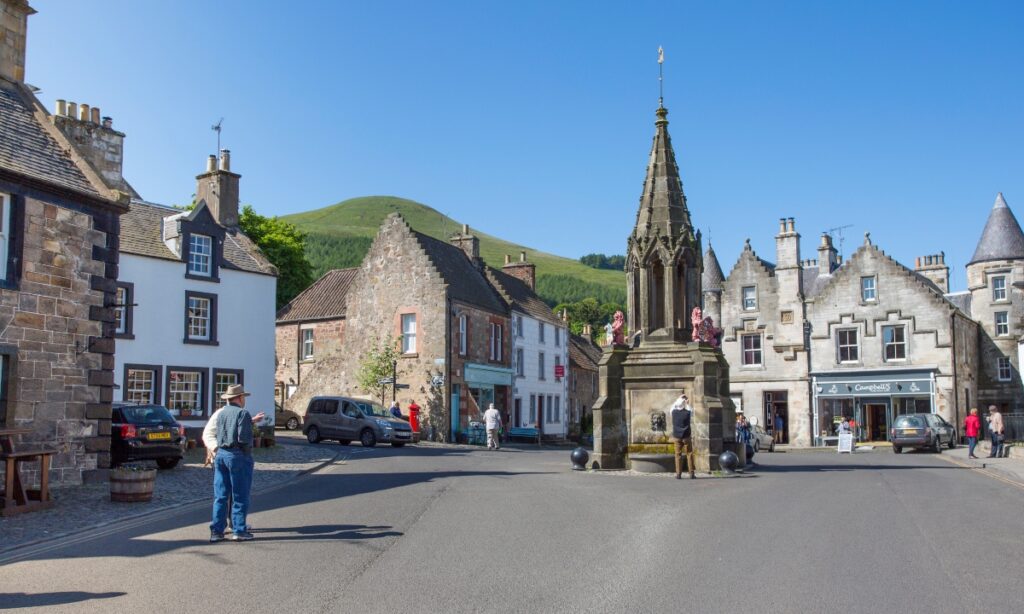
[209,385,257,543]
[390,401,403,420]
[965,408,981,459]
[986,405,1005,459]
[483,403,502,450]
[203,399,264,535]
[669,392,695,479]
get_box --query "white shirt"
[669,397,690,413]
[201,406,226,451]
[483,408,502,430]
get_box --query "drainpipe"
[803,315,814,447]
[951,311,959,438]
[445,296,453,443]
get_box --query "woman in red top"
[964,407,981,459]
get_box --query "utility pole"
[392,359,397,404]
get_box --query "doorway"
[764,391,789,444]
[863,403,890,442]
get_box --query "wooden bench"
[508,427,541,445]
[1,428,55,516]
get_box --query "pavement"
[1,442,1023,613]
[0,430,338,555]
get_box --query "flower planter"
[110,468,157,502]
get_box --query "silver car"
[751,424,775,453]
[302,396,413,448]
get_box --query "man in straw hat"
[209,384,259,542]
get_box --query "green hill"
[283,196,625,306]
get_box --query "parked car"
[275,403,302,431]
[302,396,414,447]
[111,403,187,469]
[751,423,775,453]
[891,413,957,453]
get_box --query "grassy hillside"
[283,196,625,306]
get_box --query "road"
[1,443,1022,613]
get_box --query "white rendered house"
[488,259,569,438]
[113,152,277,427]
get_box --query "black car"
[111,403,187,469]
[890,413,957,454]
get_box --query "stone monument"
[592,101,735,473]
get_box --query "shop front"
[454,363,513,441]
[812,370,935,445]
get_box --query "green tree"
[238,205,314,310]
[356,336,402,405]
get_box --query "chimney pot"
[90,107,100,124]
[504,254,511,265]
[219,149,231,171]
[520,251,526,262]
[67,102,77,118]
[787,217,795,232]
[55,99,67,116]
[462,224,469,235]
[102,116,112,129]
[779,218,786,233]
[79,103,90,121]
[915,257,921,268]
[206,155,217,173]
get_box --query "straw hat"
[220,384,251,400]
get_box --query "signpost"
[837,433,854,454]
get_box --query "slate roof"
[802,267,831,299]
[944,291,972,317]
[702,244,725,291]
[412,231,507,313]
[277,268,359,323]
[569,334,602,370]
[0,78,102,199]
[969,193,1024,265]
[485,267,562,326]
[121,199,276,275]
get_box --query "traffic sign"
[395,384,410,390]
[377,377,395,385]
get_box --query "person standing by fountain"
[669,392,695,480]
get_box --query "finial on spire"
[657,46,665,108]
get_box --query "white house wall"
[512,310,568,436]
[114,254,277,425]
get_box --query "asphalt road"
[1,443,1022,613]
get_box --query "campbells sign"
[815,375,931,397]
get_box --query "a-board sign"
[837,433,854,454]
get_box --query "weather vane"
[658,45,665,107]
[211,117,223,153]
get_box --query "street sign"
[554,365,565,378]
[377,377,395,385]
[395,384,410,390]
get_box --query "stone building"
[486,254,569,438]
[274,267,358,404]
[113,151,278,428]
[0,0,128,484]
[281,216,513,442]
[713,196,1024,445]
[568,330,600,439]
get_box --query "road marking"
[938,454,1024,492]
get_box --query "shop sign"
[816,376,931,397]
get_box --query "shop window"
[819,397,854,438]
[837,329,859,363]
[741,334,762,365]
[861,277,876,302]
[882,325,906,361]
[998,357,1012,382]
[995,312,1009,336]
[742,286,757,311]
[401,313,417,354]
[992,276,1007,302]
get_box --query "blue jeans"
[211,448,254,534]
[967,436,977,457]
[990,433,1004,458]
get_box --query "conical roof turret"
[631,105,694,242]
[702,242,724,291]
[969,193,1024,265]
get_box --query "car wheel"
[306,426,321,444]
[338,439,351,446]
[360,429,377,448]
[948,434,956,450]
[769,441,775,453]
[933,436,942,453]
[893,445,902,454]
[392,442,405,448]
[286,417,299,431]
[156,458,179,470]
[753,440,760,453]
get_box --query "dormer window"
[188,234,213,276]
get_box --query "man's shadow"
[0,591,126,609]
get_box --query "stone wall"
[275,318,346,392]
[283,215,449,437]
[450,301,511,431]
[0,0,30,83]
[1,195,117,485]
[967,258,1024,411]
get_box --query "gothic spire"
[631,105,694,243]
[969,193,1024,265]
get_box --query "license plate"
[901,429,920,435]
[147,432,172,441]
[395,432,411,439]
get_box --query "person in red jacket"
[964,407,981,459]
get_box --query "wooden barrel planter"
[110,468,157,502]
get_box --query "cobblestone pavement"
[0,432,340,555]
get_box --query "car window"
[358,402,389,418]
[894,415,926,428]
[121,405,175,424]
[343,402,361,418]
[322,400,338,415]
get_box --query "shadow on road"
[248,523,402,542]
[0,591,126,608]
[757,463,965,473]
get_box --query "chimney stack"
[0,0,34,83]
[775,216,800,269]
[52,96,129,193]
[449,224,481,263]
[915,251,950,293]
[502,250,536,290]
[195,149,241,227]
[818,233,839,274]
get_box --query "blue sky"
[26,0,1024,291]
